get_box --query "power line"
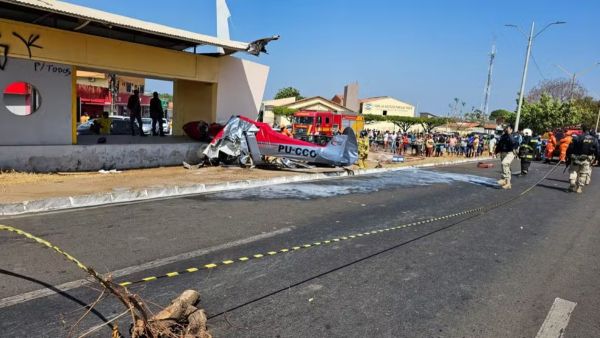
[530,53,546,80]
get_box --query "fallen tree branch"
[1,224,211,338]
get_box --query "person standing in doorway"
[495,125,519,189]
[150,92,165,136]
[127,89,145,136]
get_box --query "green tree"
[159,93,173,102]
[489,109,515,124]
[391,116,419,134]
[272,106,298,117]
[364,114,447,133]
[463,109,483,122]
[363,115,420,133]
[274,87,304,100]
[419,117,448,134]
[519,93,582,134]
[363,114,387,123]
[572,96,600,128]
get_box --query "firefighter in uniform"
[544,131,557,162]
[495,125,519,189]
[559,131,573,162]
[518,128,538,175]
[357,130,370,169]
[566,126,599,193]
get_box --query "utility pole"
[506,21,565,131]
[481,43,496,121]
[595,106,600,133]
[555,62,600,100]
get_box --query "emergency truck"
[291,110,364,145]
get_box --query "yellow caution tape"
[0,224,90,274]
[110,206,486,287]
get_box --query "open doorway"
[76,70,174,140]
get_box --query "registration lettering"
[277,145,317,158]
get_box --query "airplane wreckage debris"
[183,116,358,170]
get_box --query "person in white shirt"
[489,136,497,158]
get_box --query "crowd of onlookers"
[366,129,498,158]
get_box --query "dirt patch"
[0,154,481,204]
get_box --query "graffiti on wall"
[12,32,43,58]
[0,34,8,70]
[0,32,44,70]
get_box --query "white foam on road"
[536,297,577,338]
[213,169,498,200]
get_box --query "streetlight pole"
[514,22,535,132]
[506,21,565,131]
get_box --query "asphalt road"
[1,160,599,337]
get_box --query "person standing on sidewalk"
[127,89,146,136]
[150,92,165,136]
[495,125,519,189]
[425,135,435,157]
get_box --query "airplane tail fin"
[315,127,358,166]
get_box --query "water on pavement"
[212,169,498,200]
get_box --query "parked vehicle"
[142,118,152,134]
[162,118,170,135]
[76,116,131,135]
[292,110,364,144]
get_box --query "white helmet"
[523,128,533,137]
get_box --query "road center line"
[535,297,577,338]
[0,227,292,309]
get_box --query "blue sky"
[67,0,600,115]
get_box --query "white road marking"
[0,227,292,309]
[535,297,577,338]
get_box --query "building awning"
[4,82,29,95]
[0,0,278,55]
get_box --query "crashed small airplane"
[203,116,358,167]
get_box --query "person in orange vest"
[544,131,557,162]
[558,131,573,162]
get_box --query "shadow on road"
[0,269,113,328]
[536,184,569,193]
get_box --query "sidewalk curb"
[0,157,493,217]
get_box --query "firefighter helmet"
[523,128,533,137]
